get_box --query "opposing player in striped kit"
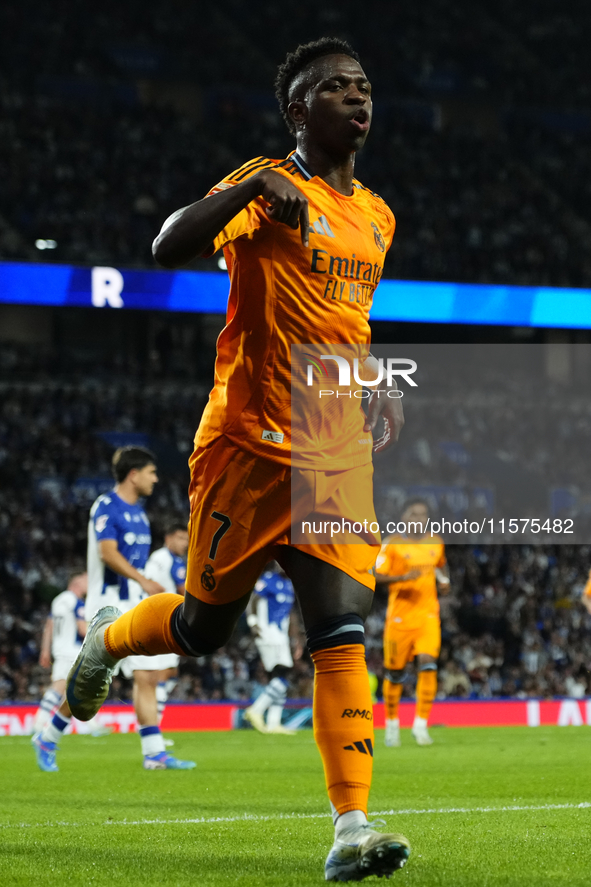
[35,447,194,772]
[34,572,88,736]
[244,563,302,734]
[144,522,188,731]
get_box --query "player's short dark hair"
[275,37,362,135]
[164,520,188,536]
[401,497,430,517]
[112,446,156,483]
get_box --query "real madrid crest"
[201,563,216,591]
[371,222,385,252]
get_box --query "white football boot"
[266,724,297,735]
[243,707,268,733]
[66,606,121,721]
[384,719,401,747]
[325,819,411,881]
[411,718,433,746]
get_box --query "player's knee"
[384,668,405,684]
[171,605,233,656]
[270,665,290,680]
[185,629,229,656]
[134,669,160,687]
[416,657,437,672]
[306,613,365,654]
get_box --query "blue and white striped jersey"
[51,590,85,660]
[145,547,186,595]
[254,570,295,633]
[87,490,151,606]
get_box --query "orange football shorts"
[383,613,441,670]
[185,435,380,604]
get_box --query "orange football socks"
[383,678,403,720]
[416,669,437,721]
[104,594,185,659]
[311,644,374,816]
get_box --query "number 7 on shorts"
[208,511,231,559]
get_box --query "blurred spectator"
[439,661,472,697]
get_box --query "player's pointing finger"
[300,200,309,247]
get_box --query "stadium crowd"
[1,350,590,706]
[2,539,590,706]
[2,1,591,286]
[2,0,591,707]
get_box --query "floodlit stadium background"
[1,0,591,730]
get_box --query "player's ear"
[288,100,307,132]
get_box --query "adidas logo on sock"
[343,738,373,757]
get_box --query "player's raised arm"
[375,568,422,585]
[152,168,309,269]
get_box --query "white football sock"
[250,677,287,715]
[34,688,62,731]
[413,715,428,729]
[42,711,71,744]
[266,704,284,729]
[139,725,166,757]
[335,809,368,838]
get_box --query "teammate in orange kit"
[375,499,450,747]
[67,38,410,880]
[581,569,591,614]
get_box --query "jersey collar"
[292,152,313,180]
[291,151,361,198]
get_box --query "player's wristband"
[435,568,450,585]
[246,614,258,628]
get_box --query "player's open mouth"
[350,109,370,131]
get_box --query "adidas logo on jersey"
[311,215,335,237]
[261,429,284,444]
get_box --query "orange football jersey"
[375,535,446,631]
[195,153,396,469]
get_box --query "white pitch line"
[1,801,590,831]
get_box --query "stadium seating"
[1,0,591,286]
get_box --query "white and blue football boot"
[143,752,197,770]
[325,820,411,881]
[31,733,59,773]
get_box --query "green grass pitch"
[1,726,590,885]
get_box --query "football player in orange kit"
[581,570,591,614]
[375,499,450,748]
[66,38,410,880]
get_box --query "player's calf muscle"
[176,593,250,655]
